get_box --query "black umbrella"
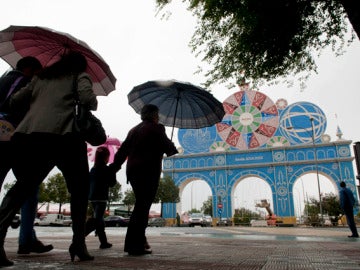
[128,80,225,139]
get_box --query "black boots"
[17,240,54,254]
[69,243,94,262]
[97,230,112,249]
[0,246,13,267]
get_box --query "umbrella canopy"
[0,25,116,96]
[128,80,225,139]
[87,136,121,164]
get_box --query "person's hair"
[94,146,110,166]
[340,181,346,188]
[16,56,42,72]
[141,104,159,121]
[38,51,87,79]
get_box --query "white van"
[38,214,69,226]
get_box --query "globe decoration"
[216,90,279,150]
[278,101,327,145]
[178,126,217,154]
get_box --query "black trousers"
[0,133,89,245]
[124,175,158,252]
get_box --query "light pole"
[286,117,323,225]
[310,117,324,225]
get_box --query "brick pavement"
[2,226,360,269]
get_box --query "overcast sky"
[1,1,360,214]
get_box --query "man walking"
[339,181,359,238]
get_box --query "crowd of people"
[0,52,177,267]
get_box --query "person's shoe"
[17,240,54,254]
[0,246,13,267]
[348,235,359,238]
[99,242,112,249]
[69,243,94,262]
[126,248,152,256]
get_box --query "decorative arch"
[162,140,357,221]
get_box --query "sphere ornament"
[216,90,279,150]
[278,102,327,145]
[178,126,217,154]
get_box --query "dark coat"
[111,120,178,182]
[339,186,356,213]
[88,164,117,201]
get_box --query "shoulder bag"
[72,74,107,146]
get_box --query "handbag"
[72,74,107,146]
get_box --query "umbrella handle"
[170,91,180,141]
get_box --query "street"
[3,225,360,269]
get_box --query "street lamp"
[286,117,324,225]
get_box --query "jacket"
[89,164,117,201]
[10,72,97,135]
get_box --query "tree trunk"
[340,0,360,39]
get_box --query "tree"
[155,175,180,217]
[233,207,261,225]
[108,181,122,210]
[156,0,359,88]
[123,189,136,215]
[201,196,213,216]
[304,193,342,226]
[45,173,70,214]
[155,175,180,204]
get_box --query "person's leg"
[57,134,93,261]
[93,202,111,248]
[345,211,359,237]
[124,177,157,255]
[0,141,13,190]
[18,187,53,254]
[0,134,54,266]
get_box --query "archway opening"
[233,177,272,219]
[293,173,337,224]
[179,179,212,214]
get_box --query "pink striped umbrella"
[0,25,116,96]
[87,136,121,163]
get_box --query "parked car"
[188,213,207,227]
[104,215,129,227]
[148,217,166,227]
[216,217,232,226]
[204,215,213,227]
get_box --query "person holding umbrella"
[0,51,97,267]
[110,104,178,255]
[0,56,53,255]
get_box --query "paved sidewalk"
[3,226,360,269]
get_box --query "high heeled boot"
[69,242,94,262]
[0,245,13,267]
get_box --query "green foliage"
[37,182,48,203]
[108,181,122,204]
[156,0,356,88]
[201,196,213,215]
[304,193,342,226]
[189,208,201,214]
[44,173,70,213]
[155,175,180,203]
[123,189,136,208]
[233,207,261,225]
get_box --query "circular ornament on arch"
[216,90,279,150]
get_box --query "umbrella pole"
[170,92,180,141]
